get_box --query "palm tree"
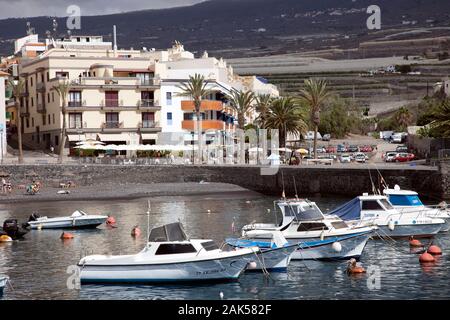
[298,79,331,159]
[53,80,70,164]
[8,79,26,164]
[430,101,450,137]
[395,107,414,131]
[227,90,255,164]
[264,97,308,148]
[254,94,273,128]
[177,74,213,164]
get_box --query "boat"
[241,198,375,260]
[78,222,260,284]
[327,194,445,239]
[0,276,8,295]
[26,210,108,229]
[226,231,298,271]
[0,219,29,240]
[383,185,450,232]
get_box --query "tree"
[298,78,331,159]
[53,80,70,164]
[177,74,213,164]
[254,94,273,128]
[8,79,26,164]
[264,97,308,148]
[227,90,255,164]
[429,100,450,137]
[394,107,414,131]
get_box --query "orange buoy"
[106,216,116,225]
[419,252,435,263]
[0,235,13,242]
[347,258,366,274]
[409,238,422,247]
[131,226,141,237]
[427,245,442,255]
[60,232,74,240]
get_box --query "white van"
[305,131,322,140]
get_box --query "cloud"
[0,0,205,19]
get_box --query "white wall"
[0,76,7,159]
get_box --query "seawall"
[0,163,448,200]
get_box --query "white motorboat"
[26,210,107,229]
[327,194,445,238]
[78,222,260,284]
[0,275,8,295]
[241,198,375,260]
[226,231,298,271]
[383,185,450,232]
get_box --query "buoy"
[247,261,257,269]
[219,292,224,300]
[332,241,342,253]
[388,220,395,231]
[347,258,366,274]
[207,210,211,215]
[427,245,442,255]
[419,252,435,263]
[60,232,74,240]
[409,237,422,247]
[0,235,13,242]
[131,226,141,237]
[106,216,116,225]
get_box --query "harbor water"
[1,191,450,300]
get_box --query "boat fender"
[320,230,325,241]
[332,241,342,253]
[131,226,141,237]
[106,216,116,225]
[60,232,74,240]
[409,237,422,247]
[0,235,13,242]
[388,220,395,231]
[347,258,365,274]
[419,252,435,263]
[247,261,257,269]
[427,245,442,255]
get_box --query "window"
[31,118,34,127]
[55,72,69,79]
[166,92,172,105]
[69,113,83,129]
[361,201,384,211]
[53,114,55,124]
[48,114,51,124]
[167,112,173,125]
[142,112,155,128]
[46,72,49,81]
[297,223,328,232]
[105,91,118,107]
[136,72,151,85]
[42,114,46,126]
[155,244,197,255]
[141,91,154,106]
[52,92,55,102]
[379,199,394,210]
[26,118,29,128]
[31,97,34,107]
[55,135,59,146]
[331,221,348,229]
[30,76,33,87]
[47,93,50,103]
[105,112,119,128]
[201,241,219,251]
[68,91,82,107]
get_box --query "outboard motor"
[28,213,40,222]
[2,219,28,239]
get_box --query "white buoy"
[219,292,224,300]
[248,261,257,269]
[207,210,211,215]
[388,220,395,231]
[320,230,325,241]
[332,241,342,253]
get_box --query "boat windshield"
[388,195,423,207]
[148,222,188,242]
[281,203,323,221]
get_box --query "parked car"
[339,154,352,163]
[353,152,368,163]
[396,145,408,153]
[394,153,415,162]
[347,145,359,153]
[384,152,398,162]
[380,131,394,141]
[325,145,337,153]
[304,131,322,140]
[322,134,331,141]
[337,144,347,153]
[360,145,373,152]
[390,132,407,144]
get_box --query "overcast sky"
[0,0,206,19]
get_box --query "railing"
[140,120,159,128]
[139,79,155,86]
[68,100,84,108]
[101,99,122,108]
[68,121,87,129]
[138,99,155,107]
[101,121,123,129]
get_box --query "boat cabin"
[383,186,423,207]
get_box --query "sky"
[0,0,207,19]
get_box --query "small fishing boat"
[78,222,259,284]
[0,276,8,295]
[226,231,298,271]
[383,185,450,232]
[26,210,107,229]
[241,198,375,260]
[0,219,29,240]
[327,194,445,238]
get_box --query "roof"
[383,188,418,196]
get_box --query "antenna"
[292,176,299,199]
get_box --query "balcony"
[68,121,87,130]
[182,119,225,131]
[102,121,123,129]
[137,99,161,111]
[68,100,84,108]
[37,103,46,113]
[139,121,161,132]
[181,100,223,112]
[101,99,122,109]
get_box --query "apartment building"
[14,35,278,152]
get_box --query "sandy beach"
[0,182,257,204]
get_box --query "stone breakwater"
[0,163,448,200]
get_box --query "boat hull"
[28,218,107,229]
[79,254,255,284]
[250,245,297,271]
[374,223,443,239]
[0,277,8,295]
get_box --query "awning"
[141,133,158,140]
[97,133,129,142]
[67,134,86,142]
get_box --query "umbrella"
[104,144,122,151]
[277,147,292,152]
[296,148,309,154]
